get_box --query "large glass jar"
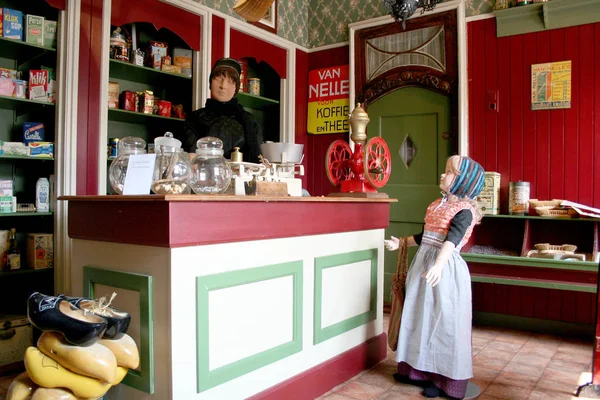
[108,136,146,194]
[190,137,232,194]
[152,132,191,194]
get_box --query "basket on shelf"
[528,199,563,208]
[533,243,578,253]
[534,206,578,218]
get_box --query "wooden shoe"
[24,347,111,399]
[30,387,100,400]
[98,333,140,369]
[37,331,118,383]
[6,371,37,400]
[61,294,131,339]
[27,292,107,346]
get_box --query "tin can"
[509,181,530,215]
[239,59,249,93]
[248,78,260,96]
[108,138,119,158]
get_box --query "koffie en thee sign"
[307,65,349,135]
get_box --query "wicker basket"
[233,0,275,22]
[534,206,578,217]
[528,199,563,208]
[533,243,577,253]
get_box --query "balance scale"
[229,161,304,196]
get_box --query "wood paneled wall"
[468,19,600,213]
[468,19,600,327]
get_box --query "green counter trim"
[83,266,154,394]
[474,311,594,339]
[314,249,378,345]
[471,275,596,293]
[196,261,303,393]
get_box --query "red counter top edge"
[63,196,394,248]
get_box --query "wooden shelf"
[0,95,55,115]
[237,92,279,111]
[493,0,600,37]
[109,59,192,86]
[0,268,53,277]
[0,212,53,217]
[462,253,598,270]
[108,108,185,125]
[0,155,54,161]
[0,36,56,65]
[484,214,600,222]
[470,273,597,293]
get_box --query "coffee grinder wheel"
[325,139,352,186]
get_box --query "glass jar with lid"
[190,137,232,194]
[152,132,192,194]
[108,136,146,195]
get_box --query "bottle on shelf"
[7,228,21,271]
[36,177,50,212]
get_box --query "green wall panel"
[83,266,154,394]
[313,249,378,344]
[196,261,303,392]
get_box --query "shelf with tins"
[109,59,192,85]
[236,57,281,143]
[462,214,600,293]
[108,108,186,125]
[104,0,201,193]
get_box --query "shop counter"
[60,195,395,400]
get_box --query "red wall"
[77,0,103,195]
[468,18,600,213]
[304,46,349,196]
[468,19,600,326]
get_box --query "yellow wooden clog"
[24,347,111,399]
[38,331,117,383]
[98,333,140,369]
[6,371,37,400]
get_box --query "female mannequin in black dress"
[177,58,263,163]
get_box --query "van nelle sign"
[307,65,349,135]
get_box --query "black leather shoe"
[60,295,131,339]
[27,292,108,346]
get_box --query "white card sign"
[123,154,156,195]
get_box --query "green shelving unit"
[237,92,279,111]
[0,95,55,116]
[0,36,56,65]
[109,59,192,86]
[108,108,186,125]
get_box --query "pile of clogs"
[6,292,139,400]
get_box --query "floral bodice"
[423,198,477,251]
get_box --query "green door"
[367,87,453,302]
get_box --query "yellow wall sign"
[531,60,571,110]
[307,65,349,134]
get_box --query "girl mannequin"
[384,155,484,399]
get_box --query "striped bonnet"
[448,156,485,200]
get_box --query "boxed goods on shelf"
[27,233,53,269]
[477,171,500,215]
[25,14,44,46]
[3,8,23,40]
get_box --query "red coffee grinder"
[326,103,392,197]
